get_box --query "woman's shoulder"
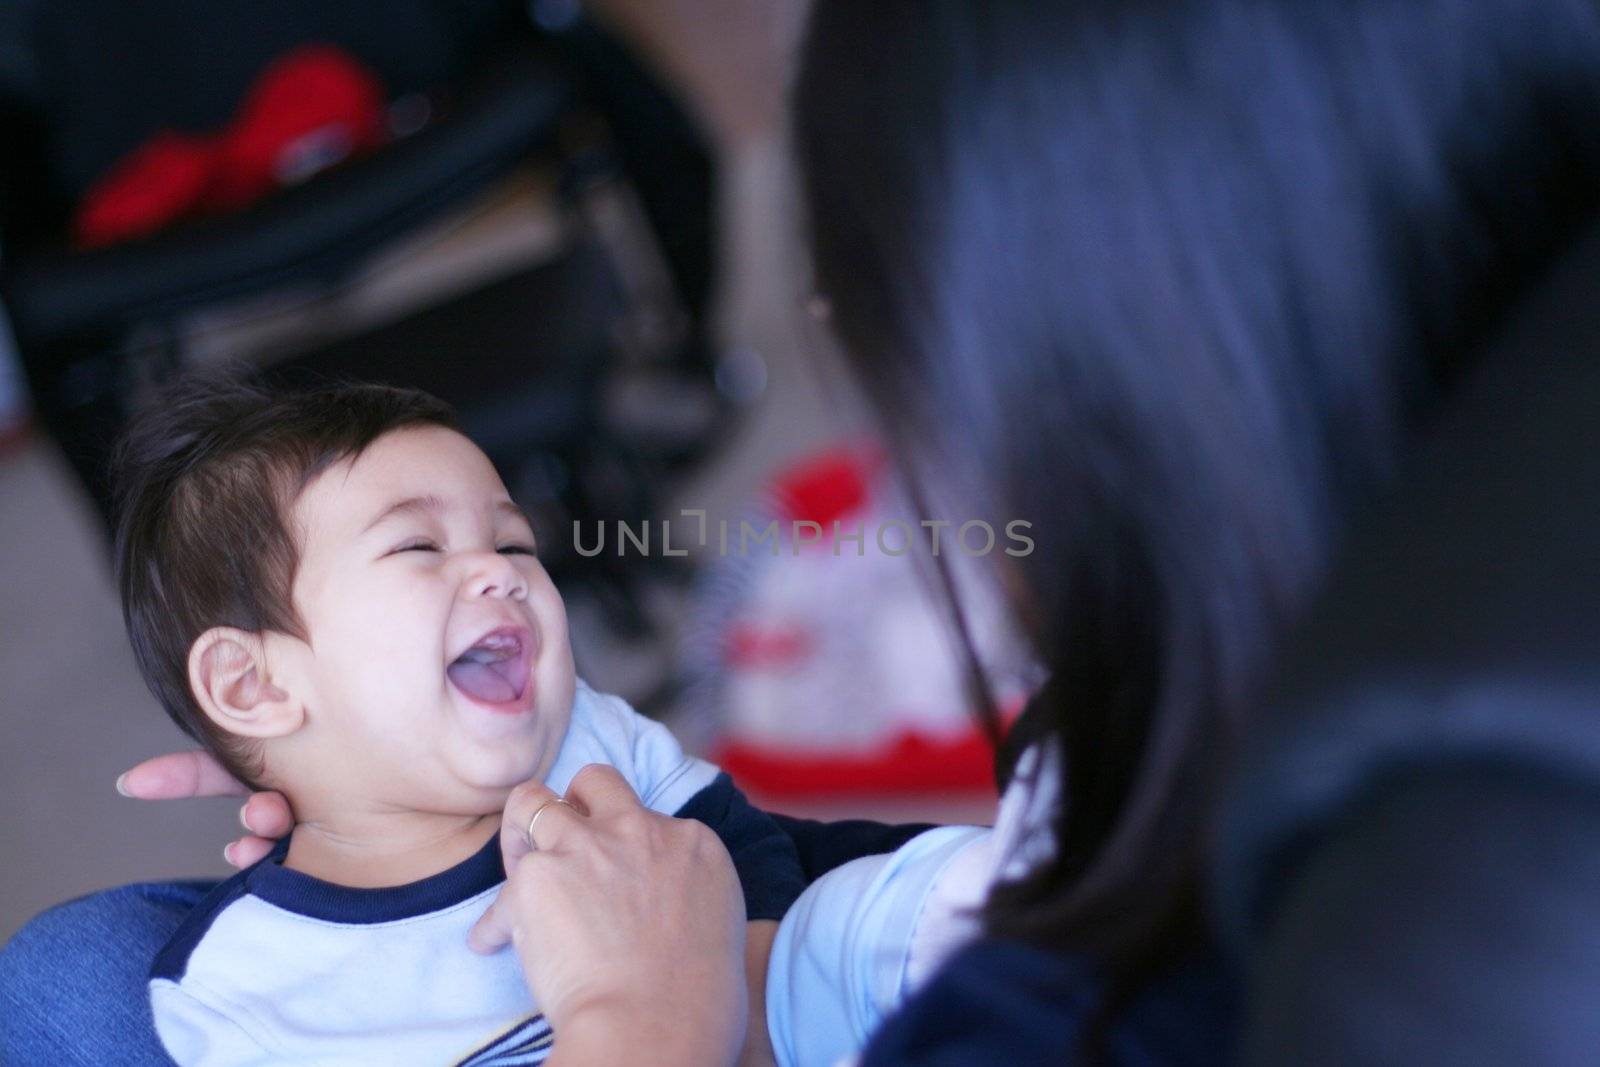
[859,936,1236,1066]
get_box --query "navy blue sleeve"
[769,814,936,883]
[674,773,806,922]
[860,939,1234,1066]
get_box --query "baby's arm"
[764,825,991,1067]
[741,919,780,1067]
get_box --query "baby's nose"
[467,553,528,600]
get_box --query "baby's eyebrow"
[362,494,445,533]
[497,500,534,530]
[362,496,532,534]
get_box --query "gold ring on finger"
[524,797,578,850]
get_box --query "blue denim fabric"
[0,880,217,1066]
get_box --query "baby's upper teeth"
[459,633,518,664]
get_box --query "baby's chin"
[422,777,532,820]
[449,740,554,797]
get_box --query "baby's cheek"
[335,606,436,680]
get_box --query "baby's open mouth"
[447,628,531,706]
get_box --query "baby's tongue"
[447,659,519,704]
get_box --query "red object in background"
[769,444,883,533]
[712,724,1007,798]
[723,622,814,669]
[72,132,217,249]
[74,45,389,248]
[206,45,388,211]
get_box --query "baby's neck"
[281,808,502,889]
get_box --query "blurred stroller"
[0,0,750,695]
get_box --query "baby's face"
[271,425,576,814]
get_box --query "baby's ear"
[187,628,305,739]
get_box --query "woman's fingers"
[484,807,747,1062]
[222,836,279,870]
[496,765,645,872]
[497,779,566,871]
[117,750,249,800]
[118,752,296,869]
[466,858,555,955]
[473,766,640,955]
[563,763,644,817]
[220,793,297,865]
[240,792,294,838]
[467,884,512,954]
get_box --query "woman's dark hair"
[795,0,1600,1011]
[113,376,457,788]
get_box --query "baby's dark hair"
[113,375,458,787]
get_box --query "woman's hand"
[116,750,292,867]
[469,764,748,1067]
